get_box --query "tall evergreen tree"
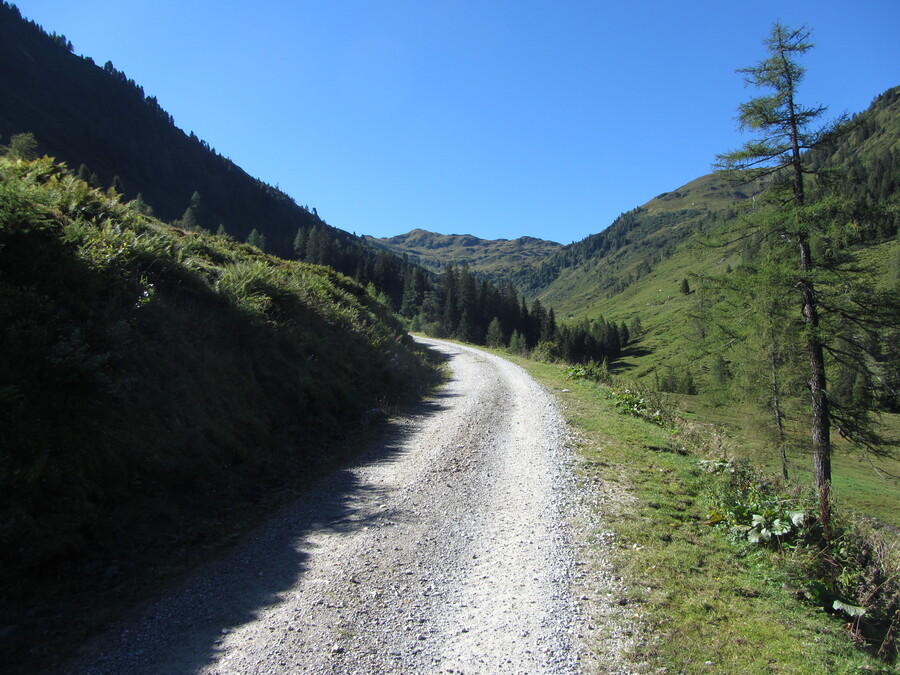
[8,132,38,160]
[716,23,835,494]
[716,23,900,530]
[485,317,504,348]
[292,226,308,259]
[246,228,267,251]
[76,163,92,184]
[130,192,154,216]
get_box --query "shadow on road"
[64,376,458,673]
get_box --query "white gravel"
[62,338,642,674]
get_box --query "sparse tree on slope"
[716,23,835,495]
[716,23,900,533]
[9,132,38,160]
[246,228,267,251]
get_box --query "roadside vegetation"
[509,353,899,672]
[497,30,900,668]
[0,153,442,670]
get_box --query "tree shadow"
[62,389,457,674]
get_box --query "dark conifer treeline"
[348,259,632,364]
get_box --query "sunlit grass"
[504,353,892,673]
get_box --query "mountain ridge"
[363,228,562,283]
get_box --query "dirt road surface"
[63,338,638,674]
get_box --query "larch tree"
[716,23,900,533]
[716,23,835,494]
[9,132,38,160]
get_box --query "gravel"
[62,338,643,674]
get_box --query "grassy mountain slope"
[554,89,900,527]
[567,215,900,522]
[538,86,900,321]
[564,87,900,383]
[530,172,763,315]
[364,228,562,283]
[0,155,439,668]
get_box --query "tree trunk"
[809,335,831,488]
[798,236,831,487]
[770,355,789,481]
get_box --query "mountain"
[0,4,563,344]
[524,172,765,315]
[0,3,375,268]
[564,86,900,326]
[363,228,562,284]
[364,176,765,317]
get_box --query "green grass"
[540,215,900,530]
[673,396,900,529]
[504,353,897,673]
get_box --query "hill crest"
[363,228,562,280]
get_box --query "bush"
[564,359,609,383]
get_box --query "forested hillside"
[0,2,402,282]
[0,3,607,363]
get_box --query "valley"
[1,3,898,671]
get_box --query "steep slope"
[364,228,562,284]
[523,87,899,319]
[568,87,900,530]
[0,155,438,670]
[565,86,900,365]
[0,4,367,266]
[525,172,763,315]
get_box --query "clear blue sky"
[13,1,900,243]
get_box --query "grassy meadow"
[554,217,900,529]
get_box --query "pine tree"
[629,315,644,339]
[486,317,504,348]
[246,228,267,251]
[293,227,308,259]
[130,192,153,216]
[76,163,92,184]
[716,23,835,494]
[180,206,200,231]
[400,266,426,318]
[508,330,526,355]
[9,132,38,160]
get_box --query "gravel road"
[63,338,639,674]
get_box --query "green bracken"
[0,155,442,671]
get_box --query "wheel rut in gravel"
[64,338,595,674]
